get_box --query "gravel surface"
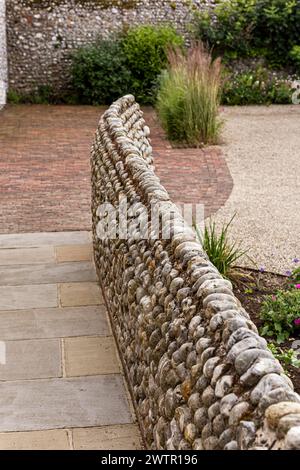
[213,105,300,274]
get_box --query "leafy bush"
[70,26,183,105]
[195,0,256,59]
[222,66,293,105]
[194,0,300,68]
[121,25,184,103]
[194,215,247,278]
[71,39,133,105]
[156,43,222,146]
[260,289,300,343]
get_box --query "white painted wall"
[0,0,7,106]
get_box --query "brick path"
[0,231,141,449]
[0,105,233,233]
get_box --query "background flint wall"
[91,95,300,450]
[5,0,214,94]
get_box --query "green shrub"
[70,26,183,105]
[260,289,300,343]
[156,43,222,146]
[194,215,247,279]
[195,0,256,59]
[222,66,293,105]
[194,0,300,68]
[121,25,184,103]
[71,39,133,105]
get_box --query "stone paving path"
[0,231,141,450]
[0,105,232,233]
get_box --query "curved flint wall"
[91,95,300,450]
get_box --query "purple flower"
[296,284,300,289]
[286,270,292,277]
[294,318,300,326]
[259,266,265,273]
[293,258,299,263]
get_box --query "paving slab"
[72,424,142,450]
[0,230,140,448]
[0,246,55,266]
[0,232,91,248]
[64,336,120,377]
[0,284,58,310]
[0,429,70,450]
[0,261,97,286]
[0,338,61,381]
[59,282,103,307]
[0,306,110,340]
[55,244,93,263]
[0,375,132,432]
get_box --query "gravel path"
[213,105,300,274]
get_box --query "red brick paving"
[144,109,233,215]
[0,105,233,233]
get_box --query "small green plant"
[291,265,300,285]
[194,215,247,279]
[260,289,300,343]
[268,342,300,369]
[156,43,223,146]
[244,287,253,295]
[7,90,22,104]
[121,25,183,104]
[293,269,300,284]
[285,260,300,289]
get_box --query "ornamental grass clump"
[156,42,223,146]
[194,215,248,279]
